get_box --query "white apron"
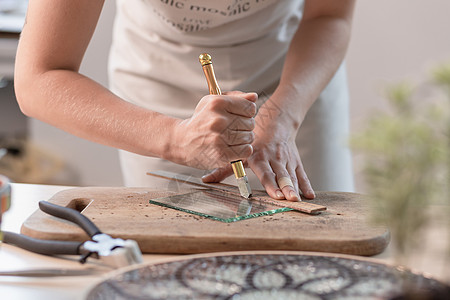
[109,0,354,192]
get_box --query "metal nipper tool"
[2,201,143,269]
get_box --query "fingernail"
[275,190,284,199]
[289,191,300,201]
[247,92,258,100]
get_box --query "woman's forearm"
[14,0,180,161]
[272,0,355,131]
[15,68,179,160]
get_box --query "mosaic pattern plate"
[86,252,449,299]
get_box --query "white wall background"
[30,0,450,190]
[348,0,450,125]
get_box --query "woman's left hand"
[202,97,315,201]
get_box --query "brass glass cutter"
[199,53,252,199]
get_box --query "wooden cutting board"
[21,180,389,256]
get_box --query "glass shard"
[149,189,293,223]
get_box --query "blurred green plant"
[352,63,450,264]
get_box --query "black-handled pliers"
[2,201,142,268]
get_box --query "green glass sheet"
[149,189,293,223]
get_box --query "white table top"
[1,183,448,299]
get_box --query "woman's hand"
[202,93,315,201]
[248,112,315,200]
[170,92,257,170]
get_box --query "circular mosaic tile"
[87,252,449,299]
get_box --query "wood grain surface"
[21,178,390,256]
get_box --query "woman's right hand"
[170,92,257,170]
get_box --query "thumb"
[202,166,234,183]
